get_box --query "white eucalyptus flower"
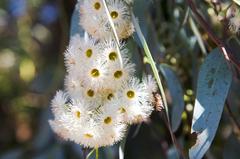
[79,0,134,39]
[49,0,157,148]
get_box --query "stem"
[101,0,123,68]
[186,0,240,71]
[162,113,186,159]
[131,13,186,159]
[95,148,99,159]
[86,149,95,159]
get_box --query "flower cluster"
[79,0,134,39]
[49,0,157,148]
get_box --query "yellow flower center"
[114,70,123,79]
[119,107,126,113]
[107,93,114,100]
[75,111,81,118]
[127,90,135,99]
[94,2,101,10]
[104,117,112,124]
[85,49,92,58]
[91,69,100,77]
[87,89,94,97]
[111,11,118,19]
[84,133,93,138]
[109,52,118,61]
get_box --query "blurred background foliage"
[0,0,240,159]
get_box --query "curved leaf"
[132,0,151,46]
[189,48,232,159]
[159,64,185,132]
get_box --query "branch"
[186,0,240,71]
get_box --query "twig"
[86,149,95,159]
[95,148,99,159]
[162,111,186,159]
[186,0,240,72]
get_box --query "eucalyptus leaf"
[132,0,151,46]
[189,16,207,55]
[159,64,184,132]
[70,2,85,37]
[189,48,232,159]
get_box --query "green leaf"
[189,48,232,159]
